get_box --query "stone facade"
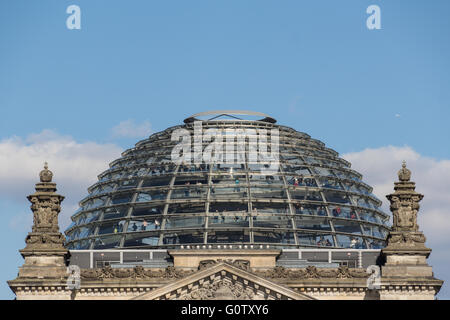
[7,163,443,300]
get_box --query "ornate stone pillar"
[8,164,71,299]
[380,162,443,299]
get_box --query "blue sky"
[1,0,449,299]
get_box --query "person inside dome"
[234,178,240,192]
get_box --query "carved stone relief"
[80,265,193,280]
[179,279,255,300]
[198,259,251,271]
[257,266,368,279]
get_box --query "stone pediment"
[132,262,314,300]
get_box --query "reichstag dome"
[64,111,390,250]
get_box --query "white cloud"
[111,119,152,138]
[0,130,123,228]
[342,145,450,250]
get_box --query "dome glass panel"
[65,112,390,250]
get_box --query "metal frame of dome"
[184,110,277,123]
[64,114,390,251]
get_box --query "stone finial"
[9,166,69,286]
[384,162,427,250]
[398,160,411,182]
[381,163,440,287]
[387,162,423,233]
[39,162,53,183]
[24,165,66,250]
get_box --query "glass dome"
[64,111,390,250]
